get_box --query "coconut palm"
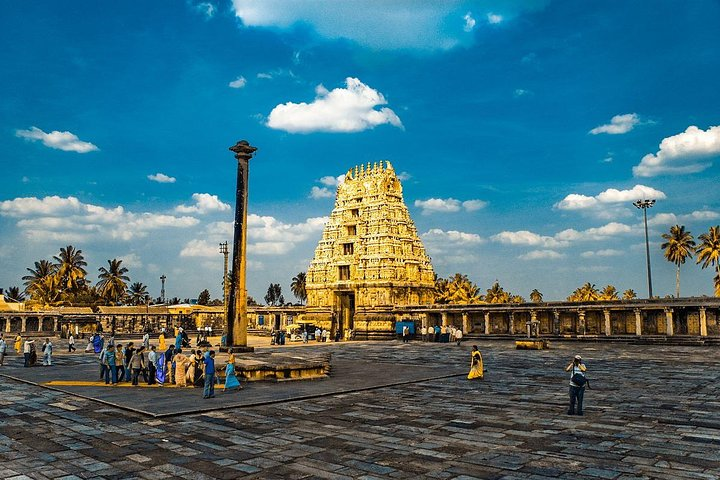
[433,275,450,304]
[661,225,696,298]
[485,281,510,304]
[31,274,63,306]
[22,259,57,299]
[599,285,619,301]
[4,286,25,302]
[290,272,307,304]
[127,282,149,305]
[446,273,482,304]
[568,283,600,302]
[622,289,637,300]
[696,226,720,295]
[97,259,130,305]
[53,245,88,293]
[529,289,543,303]
[714,273,720,297]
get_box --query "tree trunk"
[676,264,680,298]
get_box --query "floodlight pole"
[633,199,656,299]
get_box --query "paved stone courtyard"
[1,339,719,479]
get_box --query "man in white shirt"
[68,334,76,353]
[0,335,7,366]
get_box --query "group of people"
[3,335,55,367]
[419,325,464,344]
[466,346,589,415]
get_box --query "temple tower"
[305,161,435,339]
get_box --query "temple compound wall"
[303,161,436,339]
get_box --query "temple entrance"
[335,292,355,338]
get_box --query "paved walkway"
[1,340,719,479]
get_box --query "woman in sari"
[194,349,205,387]
[186,351,197,386]
[173,349,189,387]
[468,345,484,380]
[158,332,166,351]
[14,335,22,354]
[174,332,182,351]
[224,353,242,392]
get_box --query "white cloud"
[267,78,403,134]
[633,125,720,177]
[421,228,484,245]
[518,250,564,260]
[513,88,532,98]
[175,193,231,214]
[580,249,623,258]
[589,113,640,135]
[556,185,666,216]
[462,199,487,212]
[648,210,720,227]
[229,76,247,88]
[487,13,503,24]
[118,253,143,268]
[397,171,411,181]
[309,186,334,199]
[257,72,273,80]
[492,222,633,249]
[491,230,567,248]
[0,195,199,242]
[180,239,219,258]
[463,12,476,32]
[147,173,176,183]
[319,175,345,187]
[16,126,99,153]
[195,2,215,18]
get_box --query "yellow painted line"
[44,380,230,390]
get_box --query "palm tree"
[433,275,450,304]
[446,273,482,304]
[696,226,720,295]
[599,285,619,300]
[127,282,149,305]
[4,286,25,302]
[485,281,510,304]
[529,289,543,303]
[97,259,130,305]
[53,245,88,293]
[22,259,57,299]
[622,289,637,300]
[661,225,696,298]
[290,272,307,304]
[568,283,599,302]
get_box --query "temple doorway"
[336,292,355,338]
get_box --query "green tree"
[696,226,720,296]
[127,282,149,305]
[197,289,211,306]
[622,289,637,300]
[485,281,510,303]
[53,245,88,293]
[247,295,259,306]
[529,289,543,303]
[290,272,307,304]
[22,259,56,299]
[97,259,130,305]
[433,275,450,304]
[568,283,600,302]
[446,273,482,304]
[599,285,619,301]
[4,286,25,302]
[661,225,696,298]
[264,283,283,306]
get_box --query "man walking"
[402,325,410,343]
[565,354,588,416]
[23,338,33,367]
[147,346,157,385]
[68,333,76,353]
[42,338,53,366]
[203,350,216,399]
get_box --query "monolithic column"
[508,312,514,335]
[226,140,257,351]
[553,310,560,335]
[530,310,538,337]
[441,312,448,327]
[665,308,674,336]
[484,311,490,334]
[4,317,9,333]
[603,309,611,336]
[462,312,470,334]
[577,310,586,336]
[699,307,707,337]
[634,308,643,336]
[21,318,26,333]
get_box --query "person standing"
[15,334,22,354]
[147,346,157,385]
[158,331,166,351]
[402,325,410,343]
[467,345,484,380]
[164,345,176,384]
[0,335,7,366]
[565,354,587,416]
[124,342,136,383]
[104,345,118,385]
[202,350,216,399]
[420,326,427,342]
[23,338,33,367]
[115,344,125,382]
[224,353,241,392]
[68,333,76,353]
[42,338,53,366]
[129,347,146,386]
[301,329,308,344]
[142,331,150,350]
[454,328,463,346]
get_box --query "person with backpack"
[565,354,587,416]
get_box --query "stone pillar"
[603,309,611,336]
[530,310,538,337]
[226,140,257,352]
[4,317,10,333]
[421,313,429,331]
[508,312,514,335]
[665,308,674,336]
[21,318,26,333]
[484,312,490,334]
[577,310,586,336]
[462,312,470,334]
[634,308,642,336]
[699,307,707,337]
[441,312,448,327]
[53,318,58,332]
[552,310,560,335]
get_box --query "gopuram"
[304,161,435,339]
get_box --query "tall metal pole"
[226,140,257,351]
[160,275,166,304]
[633,199,656,299]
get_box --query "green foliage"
[264,283,283,306]
[290,272,307,304]
[197,289,211,306]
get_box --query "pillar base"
[220,346,255,353]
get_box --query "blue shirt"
[205,356,215,377]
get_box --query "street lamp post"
[160,275,166,304]
[219,241,229,339]
[633,199,656,299]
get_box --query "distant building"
[304,161,435,339]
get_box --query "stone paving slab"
[1,340,720,479]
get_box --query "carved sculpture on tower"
[304,161,435,339]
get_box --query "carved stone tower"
[305,161,435,339]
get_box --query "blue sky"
[2,1,720,302]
